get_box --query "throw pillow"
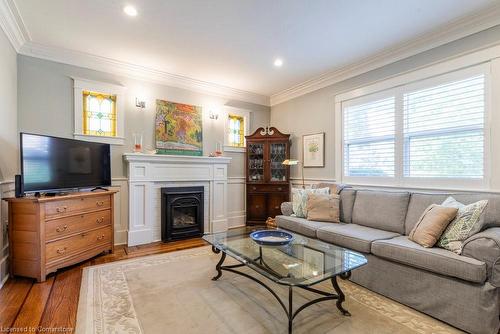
[292,187,330,218]
[437,197,488,254]
[408,204,458,248]
[306,193,341,223]
[313,182,348,195]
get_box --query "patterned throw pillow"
[291,187,330,218]
[437,197,488,254]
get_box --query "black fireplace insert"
[161,186,204,242]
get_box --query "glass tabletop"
[203,227,367,286]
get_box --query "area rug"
[76,246,462,334]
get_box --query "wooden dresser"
[4,191,117,282]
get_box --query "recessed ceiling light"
[123,5,138,17]
[273,58,283,67]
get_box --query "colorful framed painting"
[303,132,325,167]
[155,99,203,156]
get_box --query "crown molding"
[270,3,500,106]
[3,0,499,108]
[0,0,29,52]
[19,41,270,106]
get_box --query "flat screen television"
[20,133,111,193]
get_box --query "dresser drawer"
[45,209,111,241]
[46,226,112,263]
[247,184,288,193]
[44,195,111,217]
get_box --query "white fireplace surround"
[123,153,232,246]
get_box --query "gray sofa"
[277,188,500,334]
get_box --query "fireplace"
[161,187,204,242]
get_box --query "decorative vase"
[215,141,223,157]
[133,133,143,153]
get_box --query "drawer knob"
[252,187,256,191]
[274,206,279,209]
[96,217,105,224]
[96,201,104,206]
[277,187,282,191]
[97,234,105,241]
[56,206,68,213]
[255,205,260,209]
[56,247,67,254]
[56,225,68,233]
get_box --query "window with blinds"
[343,96,395,177]
[341,66,487,186]
[403,75,485,179]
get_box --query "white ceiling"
[12,0,498,98]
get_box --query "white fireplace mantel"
[123,153,232,246]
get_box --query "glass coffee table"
[203,227,368,333]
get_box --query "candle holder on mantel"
[133,133,143,153]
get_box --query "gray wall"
[271,25,500,181]
[17,56,270,179]
[0,26,17,288]
[0,29,18,181]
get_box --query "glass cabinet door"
[248,143,264,182]
[269,142,287,182]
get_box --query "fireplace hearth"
[161,186,204,242]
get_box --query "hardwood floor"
[0,238,207,333]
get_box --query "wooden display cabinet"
[245,127,290,224]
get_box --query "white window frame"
[73,77,126,145]
[335,59,493,191]
[223,106,250,153]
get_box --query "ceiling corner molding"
[270,3,500,106]
[0,0,30,52]
[18,41,270,106]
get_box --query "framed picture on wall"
[303,132,325,167]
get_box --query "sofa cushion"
[275,215,331,238]
[306,194,340,223]
[408,204,458,248]
[292,187,330,218]
[312,182,348,194]
[437,197,488,254]
[372,236,487,283]
[351,190,410,234]
[405,192,500,235]
[339,189,356,223]
[316,223,400,253]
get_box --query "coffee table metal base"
[211,246,351,334]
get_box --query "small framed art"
[303,132,325,167]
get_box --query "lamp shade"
[282,159,299,166]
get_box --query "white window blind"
[403,75,485,179]
[341,65,488,187]
[343,96,395,177]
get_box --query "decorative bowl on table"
[250,230,294,246]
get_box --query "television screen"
[20,133,111,192]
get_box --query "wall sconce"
[135,98,146,109]
[209,111,219,120]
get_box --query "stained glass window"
[228,114,244,147]
[82,91,117,137]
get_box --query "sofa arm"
[281,202,293,216]
[462,227,500,287]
